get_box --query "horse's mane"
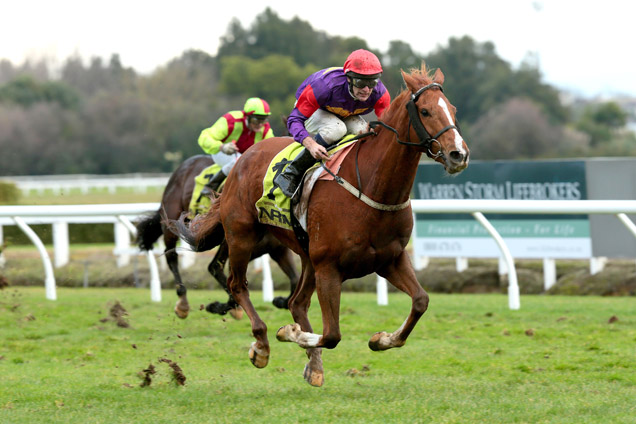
[380,66,435,123]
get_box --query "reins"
[319,82,458,212]
[320,127,410,212]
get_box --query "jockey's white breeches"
[304,109,367,145]
[211,151,241,175]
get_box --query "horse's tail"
[136,209,163,251]
[169,196,225,252]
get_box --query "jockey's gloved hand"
[221,142,238,154]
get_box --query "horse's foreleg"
[277,259,318,347]
[370,251,429,351]
[278,264,342,349]
[276,259,323,386]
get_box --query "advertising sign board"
[413,160,592,258]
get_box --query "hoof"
[276,323,300,342]
[368,331,404,351]
[303,364,324,387]
[248,342,269,368]
[174,299,190,319]
[205,301,227,315]
[368,331,389,351]
[272,296,289,309]
[229,306,244,320]
[174,308,189,319]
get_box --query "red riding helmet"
[343,49,383,79]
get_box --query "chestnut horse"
[136,154,299,318]
[176,66,469,386]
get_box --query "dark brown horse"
[176,66,469,386]
[136,154,299,319]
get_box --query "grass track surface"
[1,288,634,423]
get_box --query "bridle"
[321,82,461,210]
[370,82,459,160]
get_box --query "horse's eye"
[420,109,429,117]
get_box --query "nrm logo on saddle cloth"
[256,135,358,231]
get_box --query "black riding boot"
[273,148,318,197]
[201,170,226,196]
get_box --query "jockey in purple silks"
[273,49,391,198]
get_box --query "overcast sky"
[3,0,635,98]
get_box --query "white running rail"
[2,200,636,309]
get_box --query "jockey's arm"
[373,90,391,119]
[287,84,320,144]
[302,136,329,160]
[198,116,230,155]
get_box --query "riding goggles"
[350,77,379,89]
[248,115,269,124]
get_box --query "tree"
[470,98,588,160]
[0,102,84,174]
[591,102,627,129]
[218,54,315,134]
[381,41,423,96]
[424,36,567,126]
[217,8,369,70]
[0,75,79,109]
[60,54,137,97]
[576,101,628,146]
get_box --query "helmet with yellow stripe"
[243,97,271,117]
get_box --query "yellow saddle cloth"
[187,163,223,218]
[255,135,357,230]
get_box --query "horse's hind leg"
[369,251,429,351]
[164,231,189,319]
[205,241,243,319]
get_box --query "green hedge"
[2,223,115,245]
[0,181,20,204]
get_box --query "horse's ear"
[401,69,417,92]
[433,68,445,85]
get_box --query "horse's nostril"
[449,151,464,163]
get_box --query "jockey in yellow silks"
[188,97,274,217]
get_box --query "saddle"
[255,136,358,251]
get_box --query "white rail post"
[0,225,5,268]
[376,275,388,305]
[146,251,162,302]
[456,257,468,272]
[117,215,161,302]
[261,254,274,302]
[498,256,508,277]
[589,257,607,275]
[52,222,70,268]
[472,212,519,310]
[12,217,56,300]
[114,222,131,267]
[414,255,429,270]
[543,258,557,290]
